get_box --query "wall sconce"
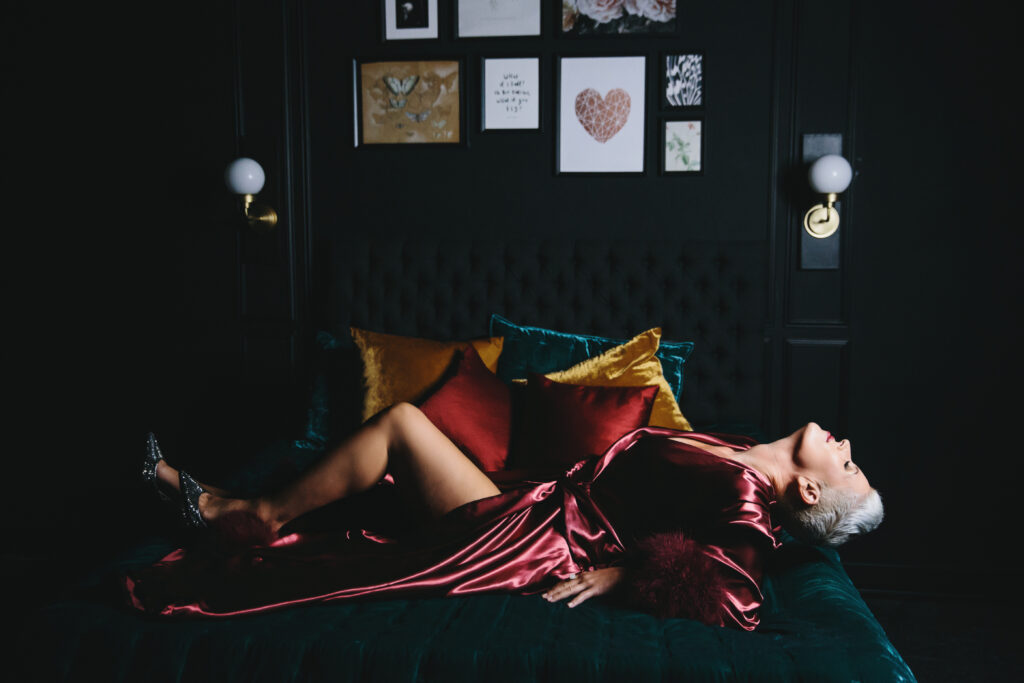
[803,154,852,239]
[225,157,278,231]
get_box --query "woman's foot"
[143,433,172,502]
[155,460,263,527]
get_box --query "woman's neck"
[669,433,796,492]
[730,434,798,493]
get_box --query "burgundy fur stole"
[624,531,727,625]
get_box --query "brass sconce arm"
[241,193,278,231]
[804,192,840,238]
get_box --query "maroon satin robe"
[123,428,780,630]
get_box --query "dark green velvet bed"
[16,536,914,682]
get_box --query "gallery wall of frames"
[355,0,705,175]
[301,1,765,261]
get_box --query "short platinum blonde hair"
[777,484,884,548]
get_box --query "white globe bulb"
[225,157,266,194]
[808,154,852,194]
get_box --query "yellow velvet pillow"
[350,327,504,422]
[542,327,693,431]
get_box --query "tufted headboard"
[316,238,767,429]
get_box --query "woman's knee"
[386,401,424,422]
[380,402,428,437]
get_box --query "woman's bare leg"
[156,461,233,498]
[156,403,501,534]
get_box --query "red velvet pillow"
[418,345,512,472]
[510,373,659,472]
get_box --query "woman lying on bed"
[130,403,883,630]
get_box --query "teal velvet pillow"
[489,314,694,401]
[300,330,367,448]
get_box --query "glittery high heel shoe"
[143,432,172,502]
[178,469,209,528]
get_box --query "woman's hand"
[541,567,627,608]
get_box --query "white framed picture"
[457,0,541,38]
[557,55,646,174]
[661,118,704,174]
[481,57,540,131]
[382,0,439,41]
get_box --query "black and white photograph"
[663,52,703,108]
[396,0,428,28]
[382,0,438,40]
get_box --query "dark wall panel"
[766,0,853,466]
[788,268,843,324]
[784,339,847,434]
[844,1,1024,572]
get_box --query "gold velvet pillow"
[350,327,504,422]
[542,327,693,431]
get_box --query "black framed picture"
[353,58,465,146]
[661,52,704,109]
[481,56,541,131]
[559,0,678,37]
[456,0,541,38]
[381,0,439,41]
[660,117,704,175]
[556,55,646,174]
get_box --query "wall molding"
[765,0,856,438]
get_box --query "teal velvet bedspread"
[15,534,916,682]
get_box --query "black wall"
[847,3,1023,585]
[5,1,1022,591]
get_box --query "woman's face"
[793,422,872,495]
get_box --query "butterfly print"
[384,74,420,109]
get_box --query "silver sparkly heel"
[179,469,209,528]
[143,432,172,502]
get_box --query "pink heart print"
[574,88,631,143]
